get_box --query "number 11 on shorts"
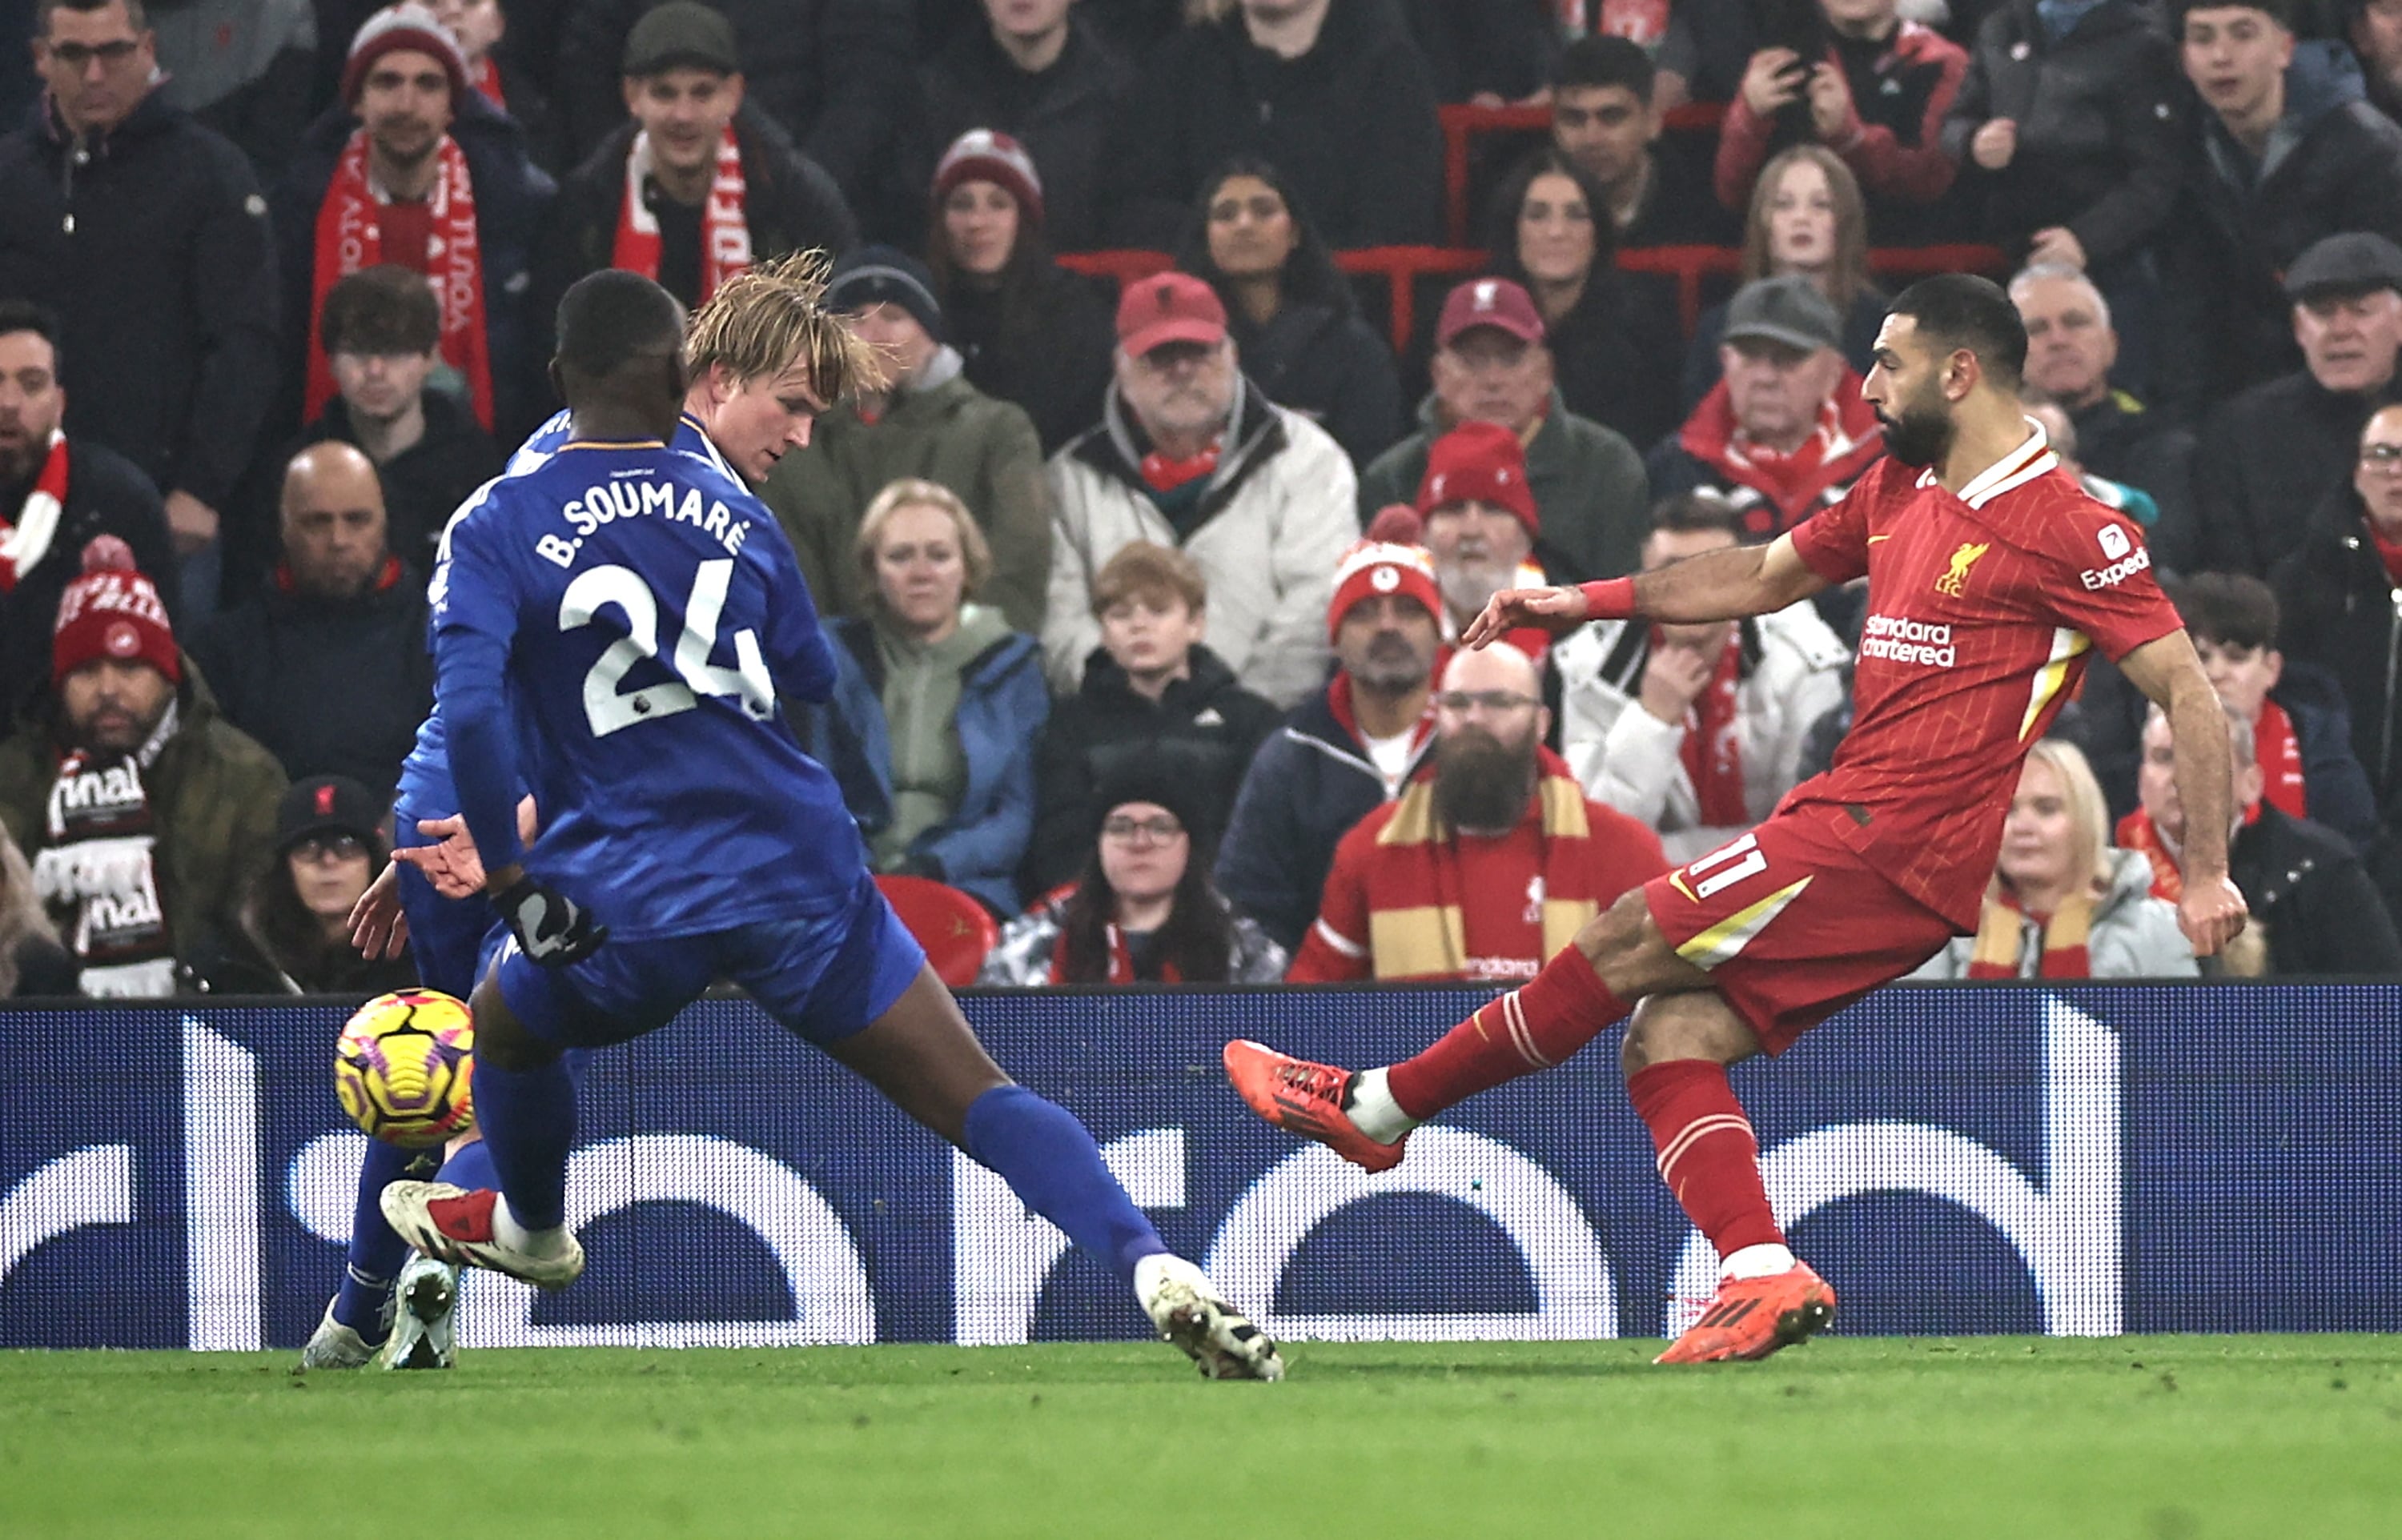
[1685,832,1767,900]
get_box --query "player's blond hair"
[2017,738,2112,903]
[856,479,995,601]
[685,251,886,402]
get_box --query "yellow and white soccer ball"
[332,989,476,1148]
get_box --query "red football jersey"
[1785,431,2182,930]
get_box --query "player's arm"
[1460,532,1830,648]
[2118,630,2249,956]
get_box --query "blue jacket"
[807,616,1047,915]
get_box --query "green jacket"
[0,657,288,988]
[1357,388,1651,584]
[757,363,1053,635]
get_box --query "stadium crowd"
[5,0,2402,997]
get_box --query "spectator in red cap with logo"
[1045,269,1360,710]
[1215,506,1444,952]
[1416,420,1585,664]
[274,3,555,440]
[0,535,286,997]
[1360,276,1650,588]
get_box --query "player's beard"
[1876,381,1954,467]
[1432,726,1537,834]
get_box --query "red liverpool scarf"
[1050,922,1184,985]
[1677,375,1882,536]
[2116,809,2182,902]
[1966,883,2092,978]
[1670,629,1746,826]
[306,130,496,431]
[0,428,68,593]
[2254,698,2306,821]
[613,124,753,304]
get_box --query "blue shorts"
[393,800,504,1001]
[492,872,927,1050]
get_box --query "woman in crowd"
[211,776,419,995]
[980,753,1286,986]
[809,479,1048,916]
[1484,146,1684,452]
[923,128,1119,455]
[0,834,73,997]
[1682,144,1884,409]
[1910,740,2196,981]
[1173,158,1403,468]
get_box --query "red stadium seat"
[1618,244,1745,338]
[1055,249,1175,292]
[875,876,999,988]
[1872,244,2010,283]
[1439,101,1731,246]
[1334,246,1489,355]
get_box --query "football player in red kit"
[1226,275,2249,1365]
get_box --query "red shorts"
[1641,804,1958,1056]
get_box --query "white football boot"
[383,1254,459,1370]
[1135,1254,1285,1381]
[299,1298,379,1370]
[380,1181,585,1289]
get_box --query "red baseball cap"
[1117,272,1228,357]
[1435,277,1545,349]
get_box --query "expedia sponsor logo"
[1858,613,1956,668]
[2081,543,2152,590]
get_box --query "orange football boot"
[1655,1261,1838,1364]
[1222,1040,1408,1173]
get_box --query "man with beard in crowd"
[1215,509,1442,954]
[1285,640,1665,982]
[1417,423,1575,665]
[0,301,176,717]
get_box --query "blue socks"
[962,1085,1167,1285]
[331,1138,438,1340]
[436,1137,498,1193]
[468,1056,577,1231]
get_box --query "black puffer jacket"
[1104,0,1444,250]
[1023,643,1283,896]
[2271,483,2402,812]
[2231,801,2402,977]
[940,263,1119,456]
[1939,0,2187,267]
[1214,679,1432,953]
[1227,300,1404,471]
[2159,42,2402,411]
[0,92,280,508]
[2192,368,2402,578]
[915,12,1131,253]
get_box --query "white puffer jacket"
[1554,603,1850,864]
[1043,380,1359,710]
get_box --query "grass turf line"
[3,1335,2397,1539]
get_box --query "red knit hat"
[1418,421,1539,538]
[53,536,179,687]
[1327,505,1441,642]
[932,129,1046,229]
[341,4,470,107]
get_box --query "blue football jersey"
[432,431,851,940]
[393,412,733,819]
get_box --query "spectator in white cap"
[531,0,857,331]
[761,245,1052,636]
[1215,505,1444,952]
[923,127,1119,455]
[918,0,1134,254]
[1043,270,1360,710]
[273,2,556,439]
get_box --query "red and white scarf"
[613,124,752,304]
[0,427,68,593]
[1049,921,1183,985]
[306,129,495,431]
[1678,373,1884,538]
[2254,698,2306,822]
[1669,628,1746,827]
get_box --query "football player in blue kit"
[376,269,1283,1380]
[303,255,878,1372]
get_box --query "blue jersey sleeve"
[432,503,528,874]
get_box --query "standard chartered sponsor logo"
[1858,613,1957,668]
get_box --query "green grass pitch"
[4,1335,2397,1538]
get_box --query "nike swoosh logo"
[1668,871,1697,903]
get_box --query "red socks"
[1627,1060,1783,1257]
[1384,947,1632,1119]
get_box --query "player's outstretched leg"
[1628,993,1834,1365]
[380,1139,490,1370]
[382,971,585,1289]
[833,969,1283,1381]
[1226,890,1698,1170]
[302,1137,432,1368]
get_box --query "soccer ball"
[334,989,476,1148]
